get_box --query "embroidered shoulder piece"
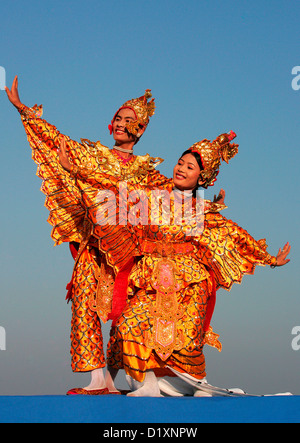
[80,138,163,179]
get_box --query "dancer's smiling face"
[112,108,137,145]
[173,153,204,191]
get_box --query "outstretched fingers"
[276,242,291,266]
[5,75,22,108]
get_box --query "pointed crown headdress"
[108,89,155,136]
[189,130,239,188]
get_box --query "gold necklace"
[113,145,134,154]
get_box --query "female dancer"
[59,131,290,396]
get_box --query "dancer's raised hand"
[213,189,225,205]
[275,242,291,266]
[5,75,23,109]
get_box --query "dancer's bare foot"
[105,366,121,394]
[126,371,162,397]
[83,368,107,391]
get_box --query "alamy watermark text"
[291,326,300,351]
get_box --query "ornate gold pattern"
[118,89,155,135]
[78,139,163,179]
[141,239,194,257]
[144,257,186,361]
[90,262,115,322]
[203,326,222,352]
[193,212,278,291]
[19,103,279,384]
[70,248,105,372]
[19,103,43,119]
[189,131,239,188]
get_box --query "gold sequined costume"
[106,200,276,382]
[18,102,168,373]
[71,166,277,382]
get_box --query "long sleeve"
[19,104,95,245]
[192,211,277,291]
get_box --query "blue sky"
[0,0,299,396]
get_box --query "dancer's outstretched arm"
[5,76,90,245]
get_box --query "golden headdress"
[109,89,155,136]
[189,131,239,188]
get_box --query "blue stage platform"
[0,395,299,423]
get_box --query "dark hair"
[179,150,204,196]
[180,150,203,170]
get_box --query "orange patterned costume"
[19,107,278,384]
[110,210,277,382]
[18,103,168,373]
[71,167,277,383]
